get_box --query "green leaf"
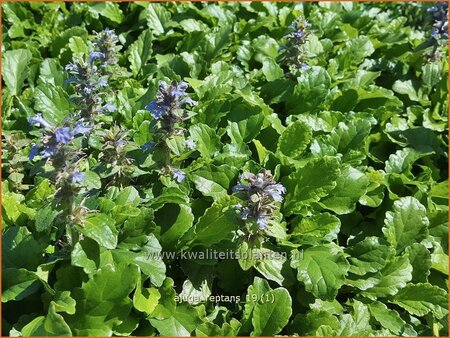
[254,248,286,286]
[291,309,340,335]
[82,171,102,190]
[150,277,176,319]
[262,58,283,81]
[178,278,211,306]
[185,196,239,248]
[240,277,292,335]
[319,165,369,214]
[146,3,171,36]
[289,66,331,113]
[431,245,448,275]
[149,304,202,336]
[291,212,341,243]
[346,237,392,276]
[68,36,89,57]
[291,244,349,300]
[226,102,265,144]
[34,204,59,232]
[188,123,221,158]
[385,148,430,174]
[277,121,312,159]
[51,27,88,57]
[191,164,237,199]
[382,196,429,253]
[337,35,374,69]
[157,204,194,251]
[115,186,140,207]
[21,303,72,336]
[196,321,241,336]
[393,80,426,103]
[25,179,55,207]
[2,49,32,95]
[325,119,371,164]
[369,301,406,335]
[335,300,372,336]
[2,268,40,302]
[128,29,152,76]
[71,238,100,275]
[52,291,77,315]
[283,156,340,214]
[406,243,431,282]
[113,234,166,287]
[391,283,448,319]
[133,274,161,316]
[34,84,72,126]
[38,58,64,86]
[66,263,139,336]
[362,255,412,299]
[3,226,45,270]
[422,62,442,89]
[88,2,124,23]
[251,287,292,335]
[77,213,118,250]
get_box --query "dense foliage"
[2,1,448,336]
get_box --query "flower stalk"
[145,80,197,182]
[233,170,286,238]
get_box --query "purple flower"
[104,28,115,37]
[232,182,248,192]
[100,103,117,112]
[141,141,156,151]
[256,216,269,230]
[172,81,189,98]
[29,144,39,161]
[185,138,196,150]
[83,86,93,95]
[301,63,310,71]
[180,97,198,106]
[72,122,92,136]
[233,170,286,231]
[173,169,186,183]
[117,140,126,147]
[145,80,197,120]
[240,208,251,220]
[263,183,287,202]
[293,31,305,39]
[65,63,78,72]
[89,51,105,63]
[97,78,108,87]
[42,145,56,159]
[55,127,73,144]
[146,100,167,120]
[29,114,52,130]
[71,172,85,184]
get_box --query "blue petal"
[55,127,73,144]
[173,169,186,183]
[71,172,85,184]
[29,144,39,161]
[72,122,92,136]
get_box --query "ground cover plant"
[1,1,449,336]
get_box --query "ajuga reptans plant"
[28,113,91,249]
[278,16,311,75]
[233,170,286,242]
[65,28,119,121]
[426,2,448,60]
[145,80,197,182]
